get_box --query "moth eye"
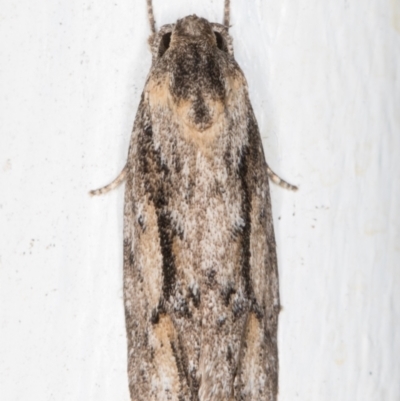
[214,31,228,52]
[158,32,171,57]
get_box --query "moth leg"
[266,165,298,191]
[89,164,127,196]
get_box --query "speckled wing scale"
[90,1,297,400]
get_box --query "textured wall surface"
[1,0,399,400]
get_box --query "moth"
[91,0,297,400]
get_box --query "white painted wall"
[1,0,399,400]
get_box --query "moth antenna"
[147,0,156,34]
[223,0,230,28]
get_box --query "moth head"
[148,15,233,63]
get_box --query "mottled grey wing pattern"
[91,13,288,401]
[122,74,279,401]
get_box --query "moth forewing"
[90,2,297,400]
